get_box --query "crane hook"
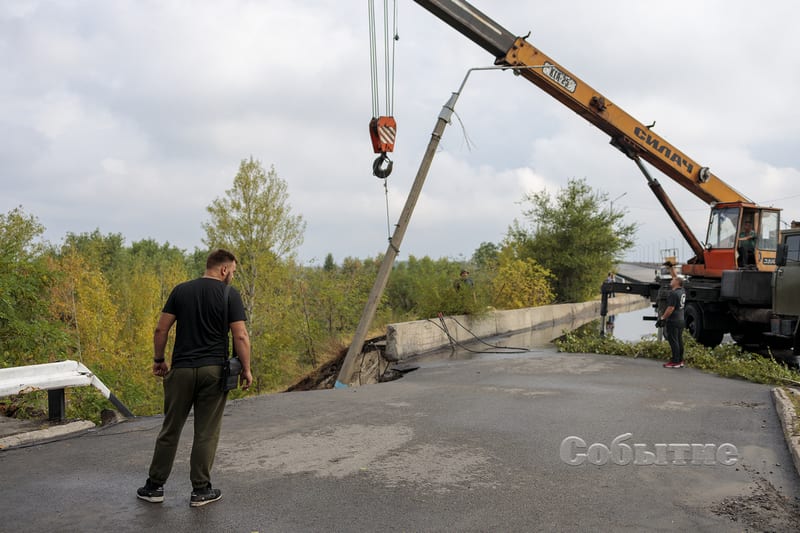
[373,153,393,179]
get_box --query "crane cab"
[694,202,780,277]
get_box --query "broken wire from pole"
[428,314,530,354]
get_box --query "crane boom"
[412,1,750,206]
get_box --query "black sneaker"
[137,479,164,503]
[190,484,222,507]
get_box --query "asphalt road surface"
[2,348,799,532]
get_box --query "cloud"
[0,0,798,267]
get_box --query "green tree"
[510,178,636,302]
[0,207,69,366]
[186,248,210,278]
[203,157,307,392]
[490,248,555,309]
[302,256,377,338]
[62,230,125,278]
[472,242,499,270]
[203,157,306,323]
[386,255,488,318]
[338,255,385,326]
[47,250,149,420]
[323,253,336,272]
[115,240,189,351]
[289,255,380,369]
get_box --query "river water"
[603,305,660,342]
[491,304,660,350]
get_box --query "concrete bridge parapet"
[385,294,648,362]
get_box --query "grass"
[556,323,800,387]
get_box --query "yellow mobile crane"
[412,0,786,349]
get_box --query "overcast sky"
[3,0,799,267]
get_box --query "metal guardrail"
[0,360,133,420]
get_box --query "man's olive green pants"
[147,366,227,489]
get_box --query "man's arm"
[230,320,253,390]
[152,312,176,377]
[667,263,678,279]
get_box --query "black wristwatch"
[153,358,165,363]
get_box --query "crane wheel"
[685,303,724,348]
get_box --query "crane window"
[707,207,739,249]
[759,211,779,251]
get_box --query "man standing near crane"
[659,263,686,369]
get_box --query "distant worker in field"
[738,219,756,267]
[658,262,686,369]
[454,269,473,291]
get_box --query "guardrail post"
[47,389,66,421]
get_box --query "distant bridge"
[613,262,661,284]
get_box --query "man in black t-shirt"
[137,249,252,507]
[660,264,686,369]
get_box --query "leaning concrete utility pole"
[335,91,459,387]
[336,66,544,387]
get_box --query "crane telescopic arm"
[411,0,752,208]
